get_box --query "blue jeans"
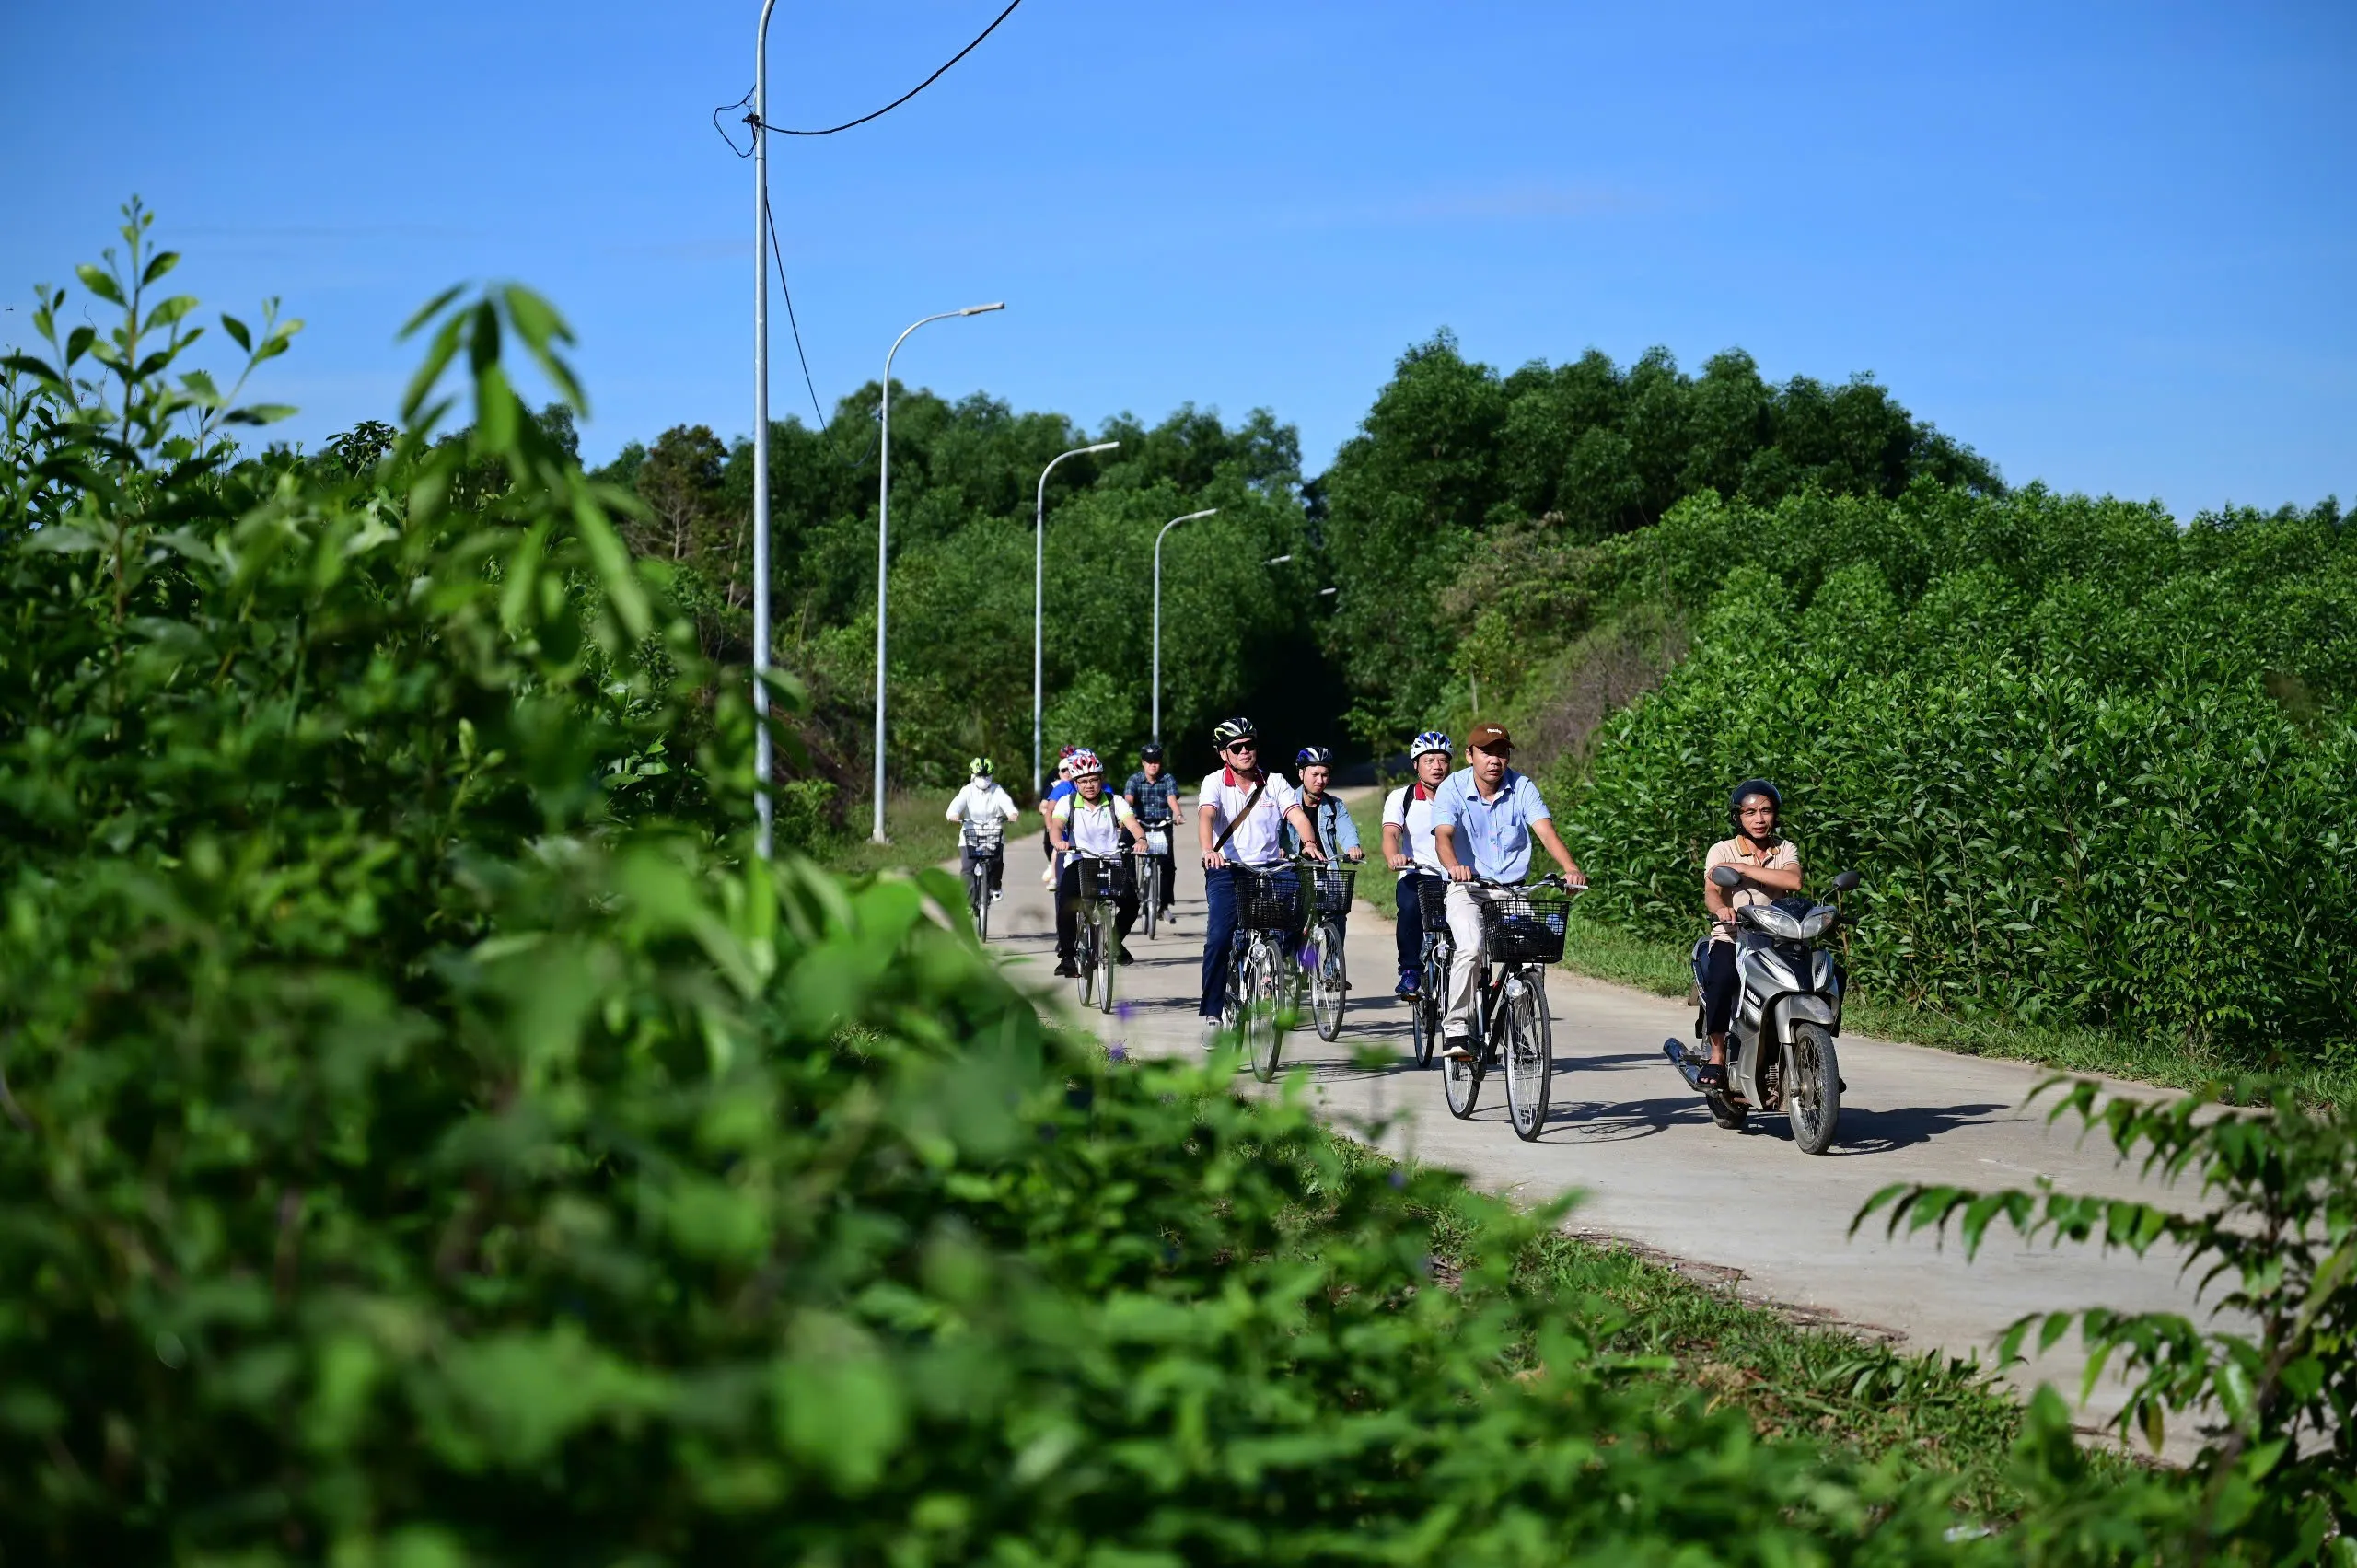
[1199,866,1238,1018]
[1199,865,1301,1018]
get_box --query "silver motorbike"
[1663,865,1859,1155]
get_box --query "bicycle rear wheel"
[1242,937,1284,1083]
[1309,920,1347,1040]
[1501,970,1553,1142]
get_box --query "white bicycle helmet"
[1409,729,1453,762]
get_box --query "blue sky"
[5,0,2349,517]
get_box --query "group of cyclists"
[948,717,1799,1090]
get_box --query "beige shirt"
[1705,835,1800,944]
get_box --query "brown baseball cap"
[1467,722,1513,751]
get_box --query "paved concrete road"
[973,840,2223,1456]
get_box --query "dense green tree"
[1320,333,2002,743]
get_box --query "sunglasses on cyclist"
[1224,739,1258,752]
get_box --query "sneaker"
[989,889,1004,903]
[1393,969,1419,1000]
[1441,1033,1476,1062]
[1117,946,1134,966]
[1200,1016,1223,1051]
[1053,957,1079,978]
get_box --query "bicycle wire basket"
[1476,884,1573,965]
[1235,867,1307,932]
[1075,855,1135,901]
[1308,864,1357,918]
[1412,873,1450,931]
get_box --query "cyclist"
[1049,749,1149,977]
[1195,716,1324,1050]
[1431,722,1585,1061]
[1039,748,1079,887]
[1282,746,1364,865]
[1380,730,1454,998]
[1124,742,1184,920]
[946,756,1020,900]
[1699,779,1803,1089]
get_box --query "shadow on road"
[1826,1101,2010,1154]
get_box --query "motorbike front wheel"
[1786,1021,1841,1155]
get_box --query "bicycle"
[1436,877,1579,1141]
[1220,863,1308,1082]
[1136,817,1175,939]
[961,824,1004,941]
[1407,873,1450,1068]
[1302,862,1357,1042]
[1072,853,1135,1016]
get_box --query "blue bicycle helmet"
[1295,744,1334,768]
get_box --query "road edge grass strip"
[1290,1122,2132,1523]
[1350,854,2357,1106]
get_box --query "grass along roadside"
[1348,847,2357,1105]
[807,789,1041,880]
[1305,1126,2127,1520]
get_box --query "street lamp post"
[749,0,784,857]
[1151,508,1218,747]
[872,301,1004,842]
[1032,440,1120,797]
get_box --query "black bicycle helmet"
[1295,744,1334,768]
[1211,716,1258,749]
[1728,778,1783,828]
[1139,743,1164,762]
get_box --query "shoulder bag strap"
[1212,777,1268,854]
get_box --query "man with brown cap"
[1430,722,1585,1059]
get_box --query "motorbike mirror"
[1708,865,1744,889]
[1831,869,1862,894]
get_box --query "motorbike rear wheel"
[1787,1021,1841,1155]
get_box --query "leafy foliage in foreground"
[1864,1077,2357,1561]
[1559,483,2357,1058]
[3,211,2350,1565]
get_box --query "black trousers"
[1701,941,1739,1037]
[1395,872,1434,975]
[961,843,1004,893]
[1057,861,1138,958]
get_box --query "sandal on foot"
[1695,1063,1727,1090]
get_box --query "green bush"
[1561,484,2357,1055]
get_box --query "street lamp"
[1032,439,1120,797]
[1152,508,1218,747]
[872,301,1004,843]
[749,0,784,857]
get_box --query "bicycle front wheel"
[1242,937,1284,1083]
[1140,877,1159,940]
[1309,920,1347,1041]
[1076,915,1098,1006]
[970,867,990,941]
[1095,910,1117,1016]
[1501,970,1553,1142]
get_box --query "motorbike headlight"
[1795,907,1838,941]
[1747,904,1803,939]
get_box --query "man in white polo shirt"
[1194,715,1324,1050]
[1431,722,1585,1060]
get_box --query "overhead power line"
[712,0,1024,153]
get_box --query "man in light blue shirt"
[1432,722,1585,1057]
